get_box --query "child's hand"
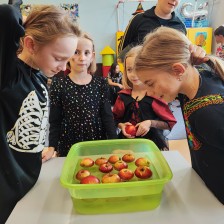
[190,44,209,65]
[119,122,135,138]
[118,84,124,89]
[42,147,56,163]
[136,120,152,137]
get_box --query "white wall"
[0,0,222,60]
[0,0,156,62]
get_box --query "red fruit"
[95,157,108,166]
[102,173,121,183]
[80,158,94,167]
[125,125,137,136]
[122,153,135,163]
[118,168,134,181]
[134,166,152,179]
[114,160,128,171]
[108,155,120,164]
[99,163,113,173]
[135,157,150,167]
[75,169,91,181]
[80,175,100,184]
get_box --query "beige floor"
[168,139,191,164]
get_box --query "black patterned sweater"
[179,64,224,204]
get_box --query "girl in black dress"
[107,62,123,105]
[43,33,117,158]
[113,46,176,150]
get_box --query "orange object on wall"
[187,27,212,54]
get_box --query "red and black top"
[113,89,176,150]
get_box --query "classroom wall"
[0,0,222,61]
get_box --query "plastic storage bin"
[60,139,173,214]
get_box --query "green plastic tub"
[60,139,173,214]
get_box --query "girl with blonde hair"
[0,1,80,222]
[113,46,176,150]
[43,33,117,158]
[135,26,224,204]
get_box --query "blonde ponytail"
[205,56,224,81]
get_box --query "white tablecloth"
[6,151,224,224]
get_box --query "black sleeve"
[100,78,118,139]
[0,2,24,90]
[192,106,224,151]
[48,77,64,149]
[118,14,140,53]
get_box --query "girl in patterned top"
[135,26,224,204]
[113,46,177,150]
[42,33,117,159]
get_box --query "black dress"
[107,71,123,105]
[49,75,117,156]
[113,89,176,150]
[179,64,224,204]
[0,4,48,223]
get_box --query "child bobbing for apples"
[112,46,176,150]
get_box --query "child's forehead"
[77,38,93,50]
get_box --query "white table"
[7,151,224,224]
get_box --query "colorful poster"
[21,3,79,21]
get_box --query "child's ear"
[171,63,186,81]
[23,36,36,55]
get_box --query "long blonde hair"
[122,45,142,89]
[18,5,81,53]
[135,27,224,81]
[81,33,97,74]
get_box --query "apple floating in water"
[122,153,135,163]
[108,155,120,164]
[114,160,128,171]
[99,163,113,173]
[95,157,108,166]
[80,158,94,167]
[80,175,100,184]
[118,168,134,181]
[134,166,152,179]
[102,173,121,183]
[135,157,150,167]
[75,169,91,181]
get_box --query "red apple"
[102,173,121,183]
[125,125,137,136]
[122,153,135,163]
[108,155,120,164]
[95,157,108,166]
[135,157,150,167]
[80,175,100,184]
[118,168,134,181]
[114,160,128,171]
[75,169,91,181]
[134,166,153,179]
[80,158,94,167]
[99,163,113,173]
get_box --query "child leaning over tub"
[135,26,224,204]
